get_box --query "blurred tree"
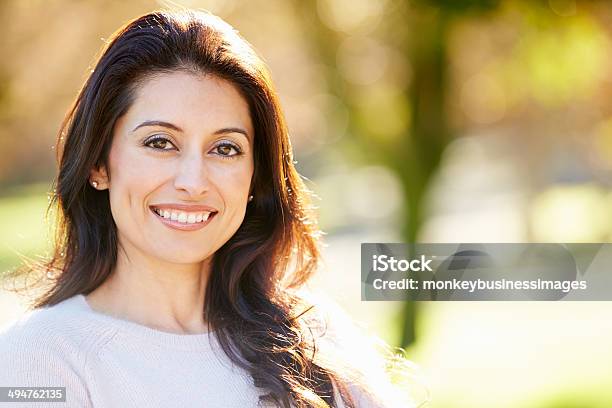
[296,0,499,347]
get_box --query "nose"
[173,152,211,197]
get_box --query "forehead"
[122,70,253,135]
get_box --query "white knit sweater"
[0,294,387,407]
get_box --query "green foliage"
[0,183,52,275]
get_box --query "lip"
[149,205,218,231]
[150,203,218,212]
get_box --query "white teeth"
[154,208,214,224]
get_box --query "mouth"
[149,206,218,231]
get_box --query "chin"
[170,253,213,265]
[150,247,214,265]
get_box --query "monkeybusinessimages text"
[371,255,588,294]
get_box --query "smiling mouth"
[149,206,218,229]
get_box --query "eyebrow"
[132,120,250,140]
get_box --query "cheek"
[211,159,253,215]
[107,150,164,221]
[221,160,253,196]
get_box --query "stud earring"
[248,195,254,202]
[91,180,98,189]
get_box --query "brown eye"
[151,140,168,149]
[145,136,175,151]
[214,143,240,157]
[217,145,233,155]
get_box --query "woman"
[0,9,414,408]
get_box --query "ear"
[89,165,110,190]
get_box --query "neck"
[85,238,212,335]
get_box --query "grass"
[0,182,54,275]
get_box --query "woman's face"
[92,71,255,265]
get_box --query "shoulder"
[0,296,113,394]
[0,295,116,354]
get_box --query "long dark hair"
[14,9,372,408]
